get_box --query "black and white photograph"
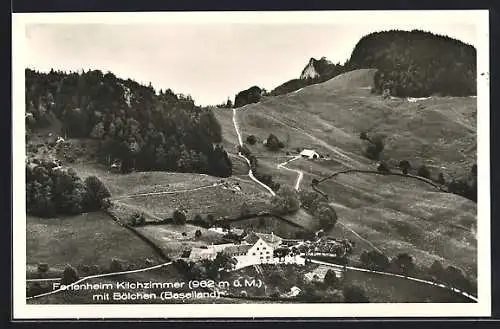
[12,10,490,318]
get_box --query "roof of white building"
[245,232,282,248]
[224,244,253,255]
[300,149,319,157]
[188,242,252,260]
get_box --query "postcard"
[12,10,491,319]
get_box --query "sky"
[24,13,480,106]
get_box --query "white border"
[12,10,490,319]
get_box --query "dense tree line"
[346,30,476,97]
[359,250,475,294]
[446,164,477,202]
[234,86,264,108]
[25,69,232,177]
[26,160,111,217]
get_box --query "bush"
[427,260,444,279]
[265,133,284,151]
[359,131,369,141]
[398,160,411,175]
[237,144,252,157]
[270,186,300,215]
[377,162,390,173]
[390,253,415,276]
[436,172,446,185]
[246,135,257,145]
[471,164,477,176]
[206,214,215,226]
[323,269,340,288]
[364,144,380,160]
[61,265,79,285]
[299,190,321,210]
[360,250,390,271]
[314,202,338,230]
[37,263,49,276]
[110,258,123,272]
[447,178,477,202]
[343,285,369,303]
[440,266,475,292]
[240,202,251,216]
[417,165,431,179]
[27,282,49,297]
[129,213,146,226]
[195,229,202,239]
[173,209,187,225]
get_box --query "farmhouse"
[186,231,305,269]
[300,149,320,159]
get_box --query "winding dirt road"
[232,108,276,196]
[277,155,304,191]
[261,112,365,169]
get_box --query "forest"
[25,69,232,177]
[270,30,476,98]
[26,160,111,218]
[346,29,477,97]
[234,86,264,108]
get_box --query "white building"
[286,286,302,297]
[207,227,245,236]
[186,232,305,270]
[300,149,320,159]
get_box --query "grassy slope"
[69,162,272,221]
[237,68,475,177]
[26,213,165,271]
[343,268,472,303]
[222,68,477,278]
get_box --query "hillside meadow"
[223,69,477,279]
[26,212,165,274]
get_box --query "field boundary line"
[111,183,223,201]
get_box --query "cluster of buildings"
[185,231,305,270]
[184,229,352,272]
